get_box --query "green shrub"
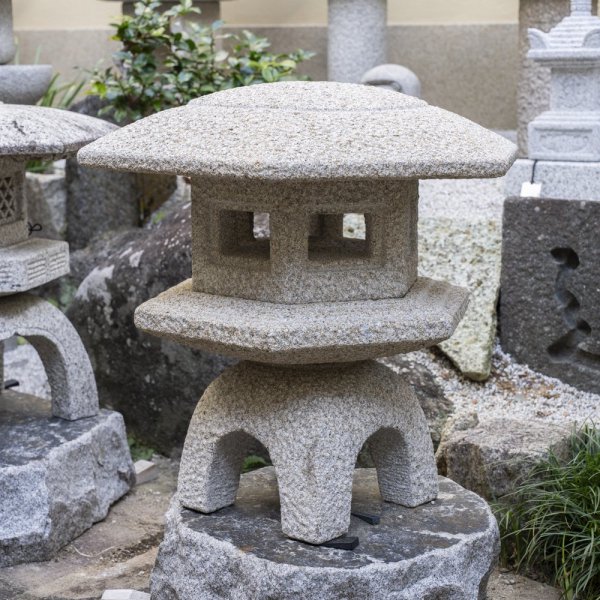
[496,424,600,600]
[90,0,314,123]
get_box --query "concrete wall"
[14,0,519,28]
[13,1,519,130]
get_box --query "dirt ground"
[0,458,560,600]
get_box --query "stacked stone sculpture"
[502,0,600,395]
[328,0,421,96]
[78,81,516,599]
[0,0,52,105]
[0,104,135,566]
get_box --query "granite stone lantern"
[0,104,135,566]
[79,82,516,599]
[502,0,600,395]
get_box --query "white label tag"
[520,182,542,198]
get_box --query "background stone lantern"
[79,81,516,599]
[502,0,600,395]
[0,104,135,566]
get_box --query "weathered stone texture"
[151,468,499,600]
[361,63,422,96]
[328,0,386,83]
[0,390,134,567]
[77,82,517,181]
[178,361,437,544]
[436,414,571,499]
[500,196,600,394]
[67,201,231,455]
[0,293,98,420]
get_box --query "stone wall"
[15,23,518,130]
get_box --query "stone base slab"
[0,237,69,295]
[0,390,135,567]
[134,277,469,364]
[151,467,499,600]
[505,158,600,201]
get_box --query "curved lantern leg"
[0,293,99,420]
[178,360,438,545]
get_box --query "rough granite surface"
[0,390,134,567]
[151,467,499,600]
[328,0,386,83]
[0,238,70,295]
[77,82,517,181]
[134,276,469,364]
[0,293,98,420]
[436,415,571,500]
[178,361,438,544]
[0,104,116,159]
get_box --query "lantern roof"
[78,82,516,181]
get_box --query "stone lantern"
[502,0,600,395]
[78,82,516,599]
[0,104,134,566]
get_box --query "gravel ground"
[385,342,600,427]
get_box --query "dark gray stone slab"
[500,196,600,394]
[151,467,499,599]
[0,390,135,567]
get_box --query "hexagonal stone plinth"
[0,390,134,567]
[151,468,499,600]
[134,277,469,364]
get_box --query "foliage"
[90,0,314,123]
[127,435,156,461]
[27,74,85,173]
[242,455,269,473]
[495,424,600,600]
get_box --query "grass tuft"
[495,423,600,600]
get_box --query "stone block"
[0,293,98,419]
[151,468,499,600]
[328,0,386,83]
[505,157,600,201]
[178,361,437,544]
[0,238,69,294]
[25,165,67,240]
[500,196,600,394]
[0,390,134,567]
[134,277,469,364]
[436,415,571,499]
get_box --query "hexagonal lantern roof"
[0,104,116,159]
[78,82,517,181]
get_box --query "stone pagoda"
[79,81,516,599]
[0,104,134,566]
[502,0,600,396]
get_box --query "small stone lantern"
[528,0,600,160]
[79,82,516,598]
[0,104,134,566]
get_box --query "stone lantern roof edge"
[0,104,117,159]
